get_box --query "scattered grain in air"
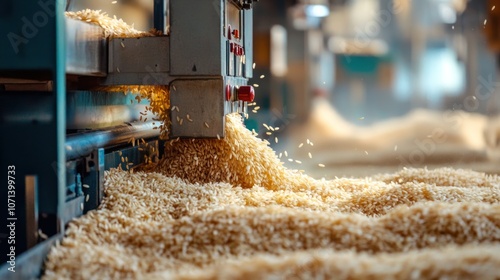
[172,85,177,91]
[217,134,220,140]
[299,143,304,148]
[116,67,120,73]
[80,203,84,211]
[120,41,125,48]
[121,157,125,163]
[288,159,293,162]
[394,145,398,151]
[308,152,312,159]
[263,123,270,130]
[179,118,183,125]
[85,194,89,202]
[112,0,117,4]
[307,139,310,144]
[279,152,282,158]
[252,110,258,114]
[252,62,256,69]
[266,132,272,136]
[284,151,288,157]
[82,184,89,189]
[295,160,302,164]
[473,96,477,100]
[365,151,369,155]
[275,137,278,144]
[318,163,326,167]
[493,6,496,11]
[204,122,210,128]
[484,19,487,25]
[310,141,314,146]
[253,84,259,88]
[452,25,455,29]
[254,106,261,110]
[275,127,280,131]
[260,75,265,79]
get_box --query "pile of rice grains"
[43,11,500,280]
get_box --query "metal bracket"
[25,175,39,250]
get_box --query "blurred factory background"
[68,0,500,177]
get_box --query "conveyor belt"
[66,121,161,160]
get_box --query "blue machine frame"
[0,0,67,269]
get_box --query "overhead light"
[305,4,330,18]
[438,3,456,24]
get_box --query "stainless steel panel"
[243,9,253,78]
[106,36,170,85]
[170,79,225,138]
[66,18,106,76]
[170,0,224,75]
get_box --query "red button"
[227,25,232,40]
[233,29,239,39]
[238,86,255,102]
[230,43,234,52]
[226,85,232,101]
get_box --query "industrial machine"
[0,0,256,278]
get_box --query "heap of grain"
[43,11,500,280]
[43,112,500,279]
